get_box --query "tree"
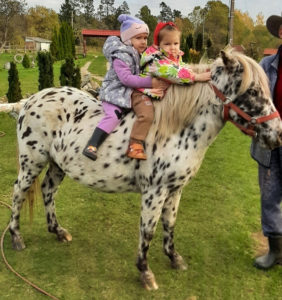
[186,34,194,49]
[81,0,95,22]
[0,0,26,50]
[111,2,130,29]
[97,0,115,20]
[50,22,75,60]
[159,2,173,22]
[59,0,74,25]
[255,12,264,26]
[26,6,59,40]
[173,10,182,19]
[37,51,54,90]
[6,62,22,103]
[201,1,229,57]
[233,10,253,46]
[60,57,81,89]
[136,6,157,45]
[22,54,30,68]
[195,33,203,52]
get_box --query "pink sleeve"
[113,59,152,88]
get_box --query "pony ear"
[220,50,235,68]
[220,50,229,65]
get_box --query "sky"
[25,0,281,23]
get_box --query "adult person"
[251,14,282,270]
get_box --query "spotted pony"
[9,50,282,290]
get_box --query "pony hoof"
[141,270,159,290]
[171,255,188,270]
[12,235,26,251]
[57,229,72,242]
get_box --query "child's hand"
[152,78,170,90]
[150,88,164,97]
[194,71,211,82]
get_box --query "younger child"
[83,15,167,161]
[138,22,211,100]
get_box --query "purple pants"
[97,102,123,134]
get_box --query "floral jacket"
[138,45,195,100]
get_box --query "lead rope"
[0,201,60,300]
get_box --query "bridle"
[211,84,280,138]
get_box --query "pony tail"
[16,145,40,224]
[26,178,40,223]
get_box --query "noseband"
[211,85,280,138]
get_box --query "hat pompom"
[118,14,127,23]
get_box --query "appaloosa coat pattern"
[9,50,282,290]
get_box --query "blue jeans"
[259,147,282,237]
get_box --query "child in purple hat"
[83,14,167,161]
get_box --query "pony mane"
[152,69,216,141]
[226,49,271,97]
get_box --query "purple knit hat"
[118,14,149,44]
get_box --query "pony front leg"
[161,189,187,270]
[136,189,167,290]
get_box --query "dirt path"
[80,61,109,82]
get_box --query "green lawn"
[0,51,101,99]
[0,111,281,300]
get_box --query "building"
[24,37,52,52]
[81,29,120,56]
[232,45,245,53]
[263,48,277,56]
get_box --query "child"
[83,15,167,161]
[138,21,211,101]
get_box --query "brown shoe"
[126,143,147,160]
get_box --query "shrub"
[60,57,81,89]
[37,51,54,90]
[6,62,23,103]
[22,54,31,68]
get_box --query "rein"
[211,84,280,138]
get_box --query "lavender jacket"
[99,36,144,109]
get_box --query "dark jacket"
[250,44,282,167]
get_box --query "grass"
[0,51,101,99]
[0,111,282,300]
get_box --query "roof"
[232,45,245,53]
[263,48,277,56]
[25,37,51,43]
[82,29,120,37]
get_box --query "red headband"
[153,21,178,46]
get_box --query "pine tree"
[50,23,75,61]
[22,54,31,68]
[59,0,74,25]
[50,28,60,60]
[60,57,81,88]
[195,33,203,52]
[37,52,54,90]
[6,62,23,103]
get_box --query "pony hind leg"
[161,189,187,270]
[10,161,46,250]
[41,161,72,242]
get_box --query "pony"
[9,49,282,290]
